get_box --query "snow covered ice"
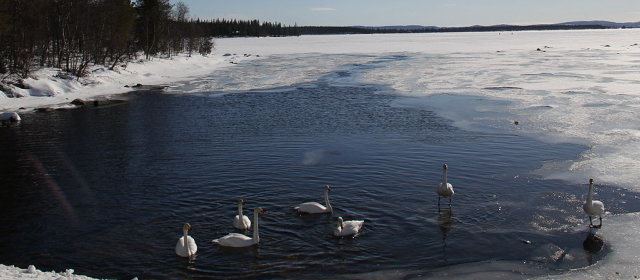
[3,29,640,279]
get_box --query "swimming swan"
[175,223,197,257]
[583,178,605,228]
[213,208,266,247]
[333,217,364,237]
[233,199,251,230]
[437,163,454,206]
[295,185,333,214]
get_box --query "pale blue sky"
[176,0,640,27]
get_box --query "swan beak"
[258,208,266,213]
[443,163,448,170]
[325,185,331,191]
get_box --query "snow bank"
[0,51,251,111]
[0,264,99,280]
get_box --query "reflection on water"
[437,208,454,263]
[0,78,634,279]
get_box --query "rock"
[36,107,54,112]
[27,265,36,274]
[514,121,520,125]
[132,83,143,88]
[583,232,604,253]
[71,98,85,105]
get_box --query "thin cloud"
[311,7,336,12]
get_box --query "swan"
[295,185,333,214]
[333,217,364,237]
[583,178,605,228]
[233,199,251,230]
[213,208,266,247]
[437,163,454,207]
[175,223,197,257]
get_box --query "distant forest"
[0,0,299,79]
[298,24,612,35]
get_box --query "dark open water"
[1,80,640,279]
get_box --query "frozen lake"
[2,30,640,279]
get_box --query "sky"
[175,0,640,27]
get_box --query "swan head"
[324,185,332,192]
[589,178,594,185]
[443,163,448,170]
[255,207,266,214]
[238,199,246,205]
[183,223,192,232]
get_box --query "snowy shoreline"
[0,50,257,112]
[0,264,100,280]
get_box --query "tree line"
[0,0,298,80]
[297,24,611,35]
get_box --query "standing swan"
[295,185,333,214]
[583,178,605,228]
[333,217,364,237]
[213,208,266,247]
[175,223,197,257]
[437,163,454,207]
[233,199,251,230]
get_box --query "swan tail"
[212,239,220,244]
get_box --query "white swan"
[213,208,265,247]
[295,185,333,214]
[333,217,364,237]
[583,178,605,228]
[437,163,454,206]
[175,223,197,257]
[233,199,251,230]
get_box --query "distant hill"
[303,21,637,35]
[559,20,640,28]
[350,21,640,31]
[351,25,440,31]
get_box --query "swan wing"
[583,200,605,215]
[296,202,328,214]
[592,200,605,214]
[233,215,252,230]
[335,220,364,236]
[175,236,198,257]
[437,183,454,197]
[213,233,254,247]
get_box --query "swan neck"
[183,229,191,255]
[253,209,260,244]
[587,182,594,203]
[442,168,448,185]
[324,190,333,213]
[238,202,243,217]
